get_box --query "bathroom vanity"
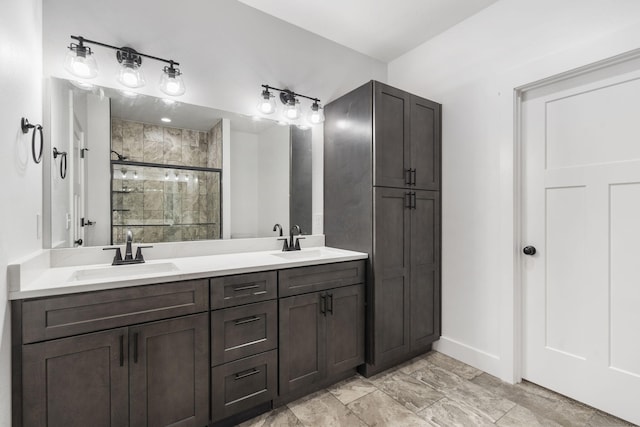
[10,245,367,427]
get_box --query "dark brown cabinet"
[22,328,129,427]
[279,283,364,396]
[210,272,279,423]
[15,280,210,427]
[130,314,209,427]
[325,81,441,376]
[374,82,441,190]
[21,314,208,427]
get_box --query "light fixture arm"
[70,35,180,66]
[261,84,320,104]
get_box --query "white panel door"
[522,61,640,425]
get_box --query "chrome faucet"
[103,229,153,265]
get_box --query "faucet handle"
[103,247,123,265]
[277,237,289,252]
[134,245,153,262]
[294,236,305,250]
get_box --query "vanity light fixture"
[116,47,145,88]
[257,84,324,125]
[307,100,325,125]
[64,37,98,79]
[64,35,185,96]
[257,87,277,114]
[159,62,186,96]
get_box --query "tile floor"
[238,351,636,427]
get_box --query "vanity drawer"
[211,300,277,366]
[22,279,208,344]
[210,271,277,309]
[278,260,365,297]
[212,350,277,422]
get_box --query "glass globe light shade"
[117,62,145,88]
[159,66,186,96]
[308,102,325,125]
[257,89,276,114]
[64,45,98,79]
[284,99,301,121]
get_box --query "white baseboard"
[433,336,502,379]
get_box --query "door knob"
[523,246,536,255]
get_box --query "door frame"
[513,47,640,383]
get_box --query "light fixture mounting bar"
[261,84,320,103]
[70,35,179,66]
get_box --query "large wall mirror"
[44,77,312,248]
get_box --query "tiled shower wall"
[111,118,223,244]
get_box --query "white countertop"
[9,246,368,300]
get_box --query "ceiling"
[237,0,499,62]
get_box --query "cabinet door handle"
[133,332,139,363]
[405,168,412,185]
[234,368,260,380]
[327,293,333,314]
[119,334,124,367]
[411,169,417,186]
[234,284,260,292]
[405,192,412,209]
[320,294,326,315]
[411,192,417,209]
[235,316,261,325]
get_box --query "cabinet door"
[326,284,365,376]
[373,187,411,365]
[129,313,208,427]
[279,292,326,395]
[410,191,441,350]
[374,82,411,188]
[410,95,441,190]
[22,328,128,427]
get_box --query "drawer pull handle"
[253,290,267,295]
[235,368,260,380]
[234,284,260,292]
[234,316,261,325]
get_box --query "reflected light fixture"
[258,84,323,126]
[64,35,185,96]
[308,101,325,124]
[161,117,172,123]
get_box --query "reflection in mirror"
[44,77,312,248]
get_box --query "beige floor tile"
[348,390,432,427]
[236,406,304,427]
[288,391,367,427]
[414,365,516,422]
[471,374,595,426]
[369,370,444,412]
[425,351,483,380]
[418,397,494,427]
[327,374,377,405]
[496,404,563,427]
[586,410,637,426]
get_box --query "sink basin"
[69,262,179,282]
[271,248,337,261]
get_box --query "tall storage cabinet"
[324,80,441,376]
